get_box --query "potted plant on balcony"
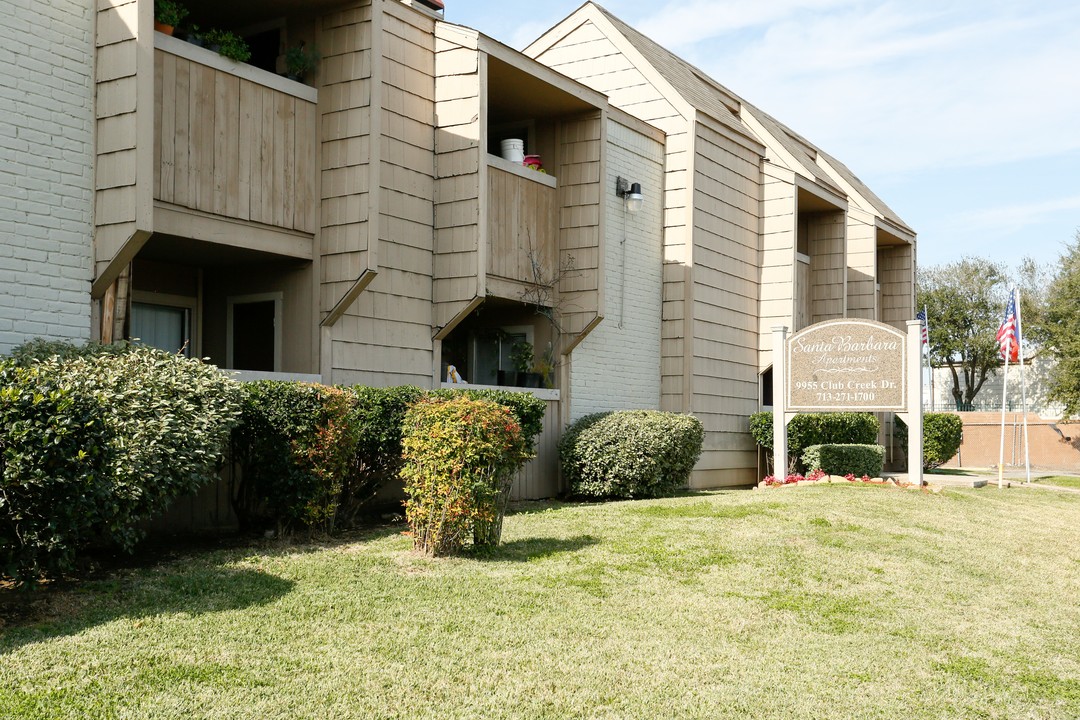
[205,29,251,63]
[534,342,556,389]
[285,42,320,83]
[154,0,188,36]
[182,23,204,47]
[511,340,542,388]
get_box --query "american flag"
[996,292,1020,362]
[916,307,929,348]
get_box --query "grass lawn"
[1033,475,1080,490]
[3,484,1080,719]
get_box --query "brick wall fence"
[940,412,1080,472]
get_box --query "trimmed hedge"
[750,411,880,472]
[2,342,241,582]
[895,413,964,470]
[232,382,361,534]
[802,444,885,478]
[0,363,113,580]
[401,396,529,555]
[559,410,703,499]
[342,385,427,524]
[232,384,547,534]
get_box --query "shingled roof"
[589,2,912,233]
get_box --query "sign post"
[771,318,923,482]
[771,325,788,479]
[905,319,923,487]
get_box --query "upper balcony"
[484,154,558,296]
[152,33,318,258]
[92,0,322,297]
[432,24,608,356]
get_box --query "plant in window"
[510,340,533,374]
[183,23,204,47]
[154,0,188,32]
[534,342,556,388]
[285,42,320,83]
[205,29,251,63]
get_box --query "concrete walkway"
[890,468,1080,491]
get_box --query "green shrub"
[340,385,427,524]
[401,397,529,555]
[0,363,113,581]
[432,387,547,455]
[559,411,703,499]
[801,444,885,478]
[2,342,241,581]
[63,345,241,550]
[750,411,880,472]
[895,413,964,470]
[8,338,127,365]
[232,382,360,535]
[154,0,188,27]
[205,29,251,63]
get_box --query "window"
[130,292,196,356]
[471,326,532,386]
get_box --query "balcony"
[485,154,557,295]
[152,33,318,255]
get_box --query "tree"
[1040,232,1080,418]
[917,257,1011,410]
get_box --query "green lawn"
[1033,475,1080,490]
[3,484,1080,719]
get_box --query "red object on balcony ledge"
[415,0,445,9]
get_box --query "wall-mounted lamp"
[615,176,644,214]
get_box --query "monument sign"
[787,319,906,411]
[772,318,923,486]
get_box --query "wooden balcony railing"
[153,35,317,234]
[486,155,557,288]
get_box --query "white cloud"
[628,0,1080,176]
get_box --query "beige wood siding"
[94,0,152,290]
[433,24,482,332]
[153,50,317,234]
[757,165,796,368]
[487,165,557,286]
[690,121,761,487]
[556,112,604,344]
[878,242,914,330]
[808,211,846,323]
[510,395,561,500]
[328,1,437,387]
[845,210,877,320]
[318,3,375,319]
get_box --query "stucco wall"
[0,0,94,354]
[569,117,664,420]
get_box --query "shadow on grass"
[0,563,294,654]
[0,520,415,647]
[467,534,599,563]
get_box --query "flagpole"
[925,305,934,412]
[998,343,1009,490]
[1015,287,1031,484]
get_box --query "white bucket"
[500,138,525,163]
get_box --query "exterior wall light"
[616,176,644,214]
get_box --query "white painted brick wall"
[0,0,94,354]
[570,120,665,420]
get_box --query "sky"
[445,0,1080,276]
